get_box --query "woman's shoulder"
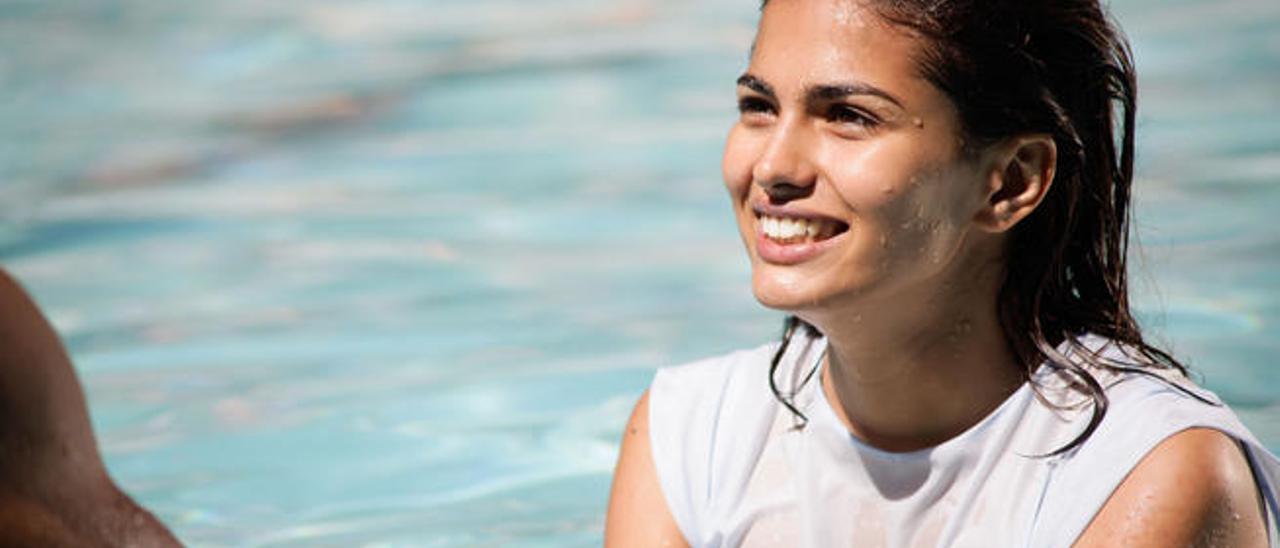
[645,340,791,545]
[1030,334,1231,423]
[1045,334,1271,468]
[648,336,818,448]
[647,340,784,462]
[1027,334,1280,544]
[651,342,779,403]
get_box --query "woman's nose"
[752,121,817,202]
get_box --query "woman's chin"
[750,269,829,312]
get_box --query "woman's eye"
[827,105,879,128]
[737,97,774,117]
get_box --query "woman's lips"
[752,207,850,265]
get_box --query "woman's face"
[723,0,996,316]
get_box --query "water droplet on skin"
[879,234,889,248]
[912,117,924,128]
[881,186,893,195]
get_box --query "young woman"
[606,0,1280,546]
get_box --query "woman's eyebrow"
[736,74,904,110]
[807,82,904,108]
[736,73,776,100]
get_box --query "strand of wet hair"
[769,316,810,430]
[769,316,826,431]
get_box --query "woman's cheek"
[722,125,757,197]
[823,143,904,208]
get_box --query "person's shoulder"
[652,342,779,397]
[656,341,781,379]
[1035,334,1224,417]
[1017,414,1269,546]
[1075,426,1271,546]
[644,341,786,543]
[648,340,781,443]
[1027,334,1280,545]
[1089,336,1216,398]
[1060,335,1250,456]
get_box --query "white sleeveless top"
[649,333,1280,547]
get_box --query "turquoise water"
[1,0,1277,545]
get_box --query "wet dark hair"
[759,0,1210,454]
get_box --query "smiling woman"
[605,0,1280,547]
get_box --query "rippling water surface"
[1,0,1277,545]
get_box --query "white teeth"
[781,218,799,238]
[759,214,837,242]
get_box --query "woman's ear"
[974,134,1056,233]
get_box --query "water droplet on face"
[912,117,924,128]
[881,186,893,195]
[878,234,888,248]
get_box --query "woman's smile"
[753,202,851,265]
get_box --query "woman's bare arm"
[0,269,181,547]
[1075,427,1268,548]
[604,390,689,548]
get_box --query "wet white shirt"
[648,333,1280,547]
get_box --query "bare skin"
[606,0,1268,545]
[604,390,685,548]
[0,269,181,547]
[1075,428,1267,548]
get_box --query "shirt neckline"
[800,336,1035,462]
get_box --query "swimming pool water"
[1,0,1277,545]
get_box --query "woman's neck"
[805,267,1025,453]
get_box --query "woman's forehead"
[757,0,895,42]
[751,0,930,100]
